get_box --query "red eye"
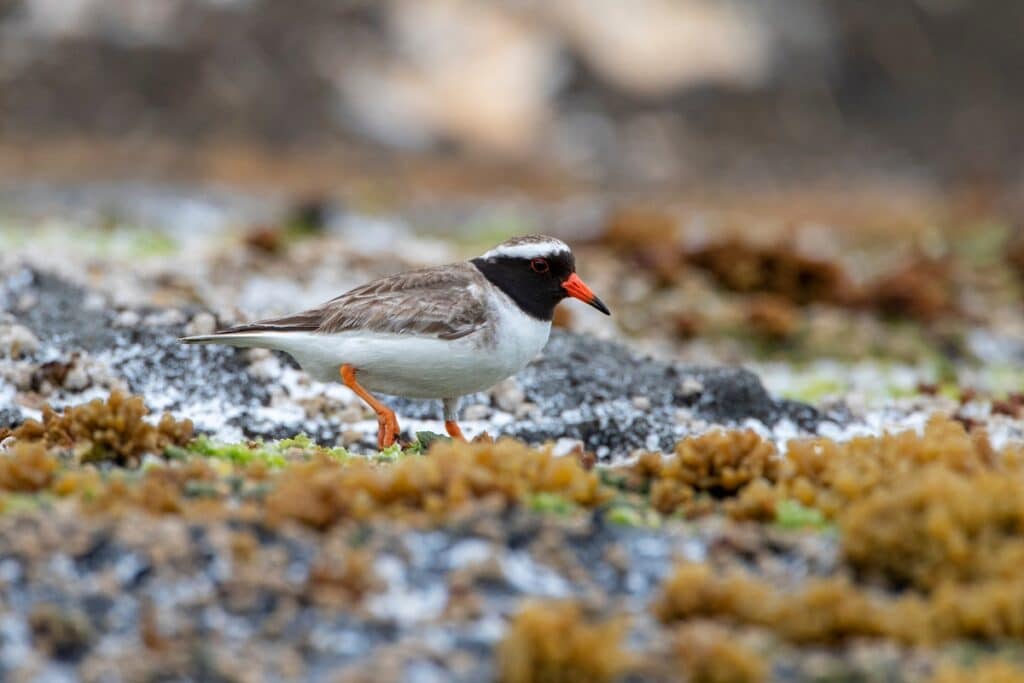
[530,258,549,273]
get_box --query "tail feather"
[179,331,281,348]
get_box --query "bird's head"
[471,235,610,321]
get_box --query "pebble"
[515,402,539,420]
[679,377,704,397]
[143,309,186,328]
[184,312,217,337]
[341,430,365,447]
[247,356,282,381]
[16,293,37,312]
[1,324,40,358]
[63,365,90,391]
[246,348,273,362]
[82,292,107,312]
[113,310,141,328]
[631,395,651,410]
[462,404,491,421]
[551,438,584,456]
[673,407,694,424]
[492,380,525,413]
[10,365,34,390]
[338,404,366,424]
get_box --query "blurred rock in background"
[0,0,1021,188]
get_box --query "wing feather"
[212,263,489,340]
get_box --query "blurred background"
[2,0,1024,401]
[2,0,1022,189]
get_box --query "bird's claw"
[376,410,400,449]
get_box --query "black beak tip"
[591,296,611,316]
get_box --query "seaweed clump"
[11,391,193,466]
[72,459,220,516]
[776,416,1008,518]
[868,257,956,322]
[625,429,779,520]
[929,661,1024,683]
[637,418,1024,603]
[841,464,1024,590]
[0,442,59,492]
[600,207,683,285]
[267,439,609,529]
[670,429,779,493]
[780,418,1024,591]
[671,622,765,683]
[305,548,382,608]
[601,206,677,251]
[644,419,1024,646]
[744,294,800,340]
[653,563,895,644]
[687,240,851,305]
[653,560,1024,645]
[497,600,631,683]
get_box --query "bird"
[180,235,610,448]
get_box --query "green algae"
[605,501,661,528]
[412,431,451,451]
[0,491,55,514]
[186,434,350,468]
[186,437,289,467]
[779,377,847,403]
[177,432,457,470]
[774,499,833,531]
[527,492,578,516]
[375,443,404,462]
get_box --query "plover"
[181,235,609,447]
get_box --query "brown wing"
[216,262,489,341]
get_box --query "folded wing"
[202,262,488,342]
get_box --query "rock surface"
[1,268,821,456]
[498,332,823,453]
[0,505,837,682]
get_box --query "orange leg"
[340,364,399,449]
[442,398,465,442]
[444,420,466,441]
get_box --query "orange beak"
[562,273,610,315]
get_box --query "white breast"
[484,288,552,381]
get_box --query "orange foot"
[444,420,466,441]
[376,410,401,449]
[340,364,401,449]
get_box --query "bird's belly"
[358,342,516,398]
[275,326,549,399]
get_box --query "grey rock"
[1,268,823,454]
[503,331,821,455]
[0,407,22,429]
[1,268,271,425]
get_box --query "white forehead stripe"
[482,239,570,260]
